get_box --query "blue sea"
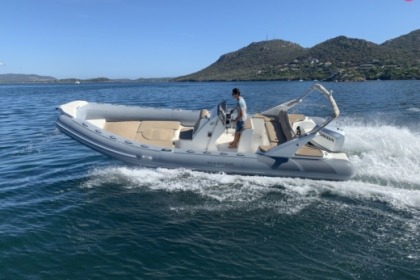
[1,81,419,279]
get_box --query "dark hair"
[232,88,240,95]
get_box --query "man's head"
[232,88,240,97]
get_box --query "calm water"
[0,81,419,279]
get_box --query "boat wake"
[341,118,420,188]
[80,117,420,262]
[408,107,420,113]
[82,118,420,214]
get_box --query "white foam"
[408,107,420,113]
[82,166,420,216]
[84,166,274,203]
[339,118,420,188]
[81,117,420,215]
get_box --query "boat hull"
[56,113,354,181]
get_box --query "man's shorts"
[236,120,244,133]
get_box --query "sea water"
[0,81,419,279]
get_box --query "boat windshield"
[216,100,227,124]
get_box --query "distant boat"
[75,80,80,84]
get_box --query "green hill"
[174,29,420,81]
[177,40,306,81]
[382,29,420,54]
[0,74,171,84]
[0,74,57,83]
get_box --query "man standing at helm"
[229,88,247,149]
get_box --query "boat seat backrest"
[254,112,298,152]
[266,120,286,144]
[253,114,286,146]
[252,114,282,153]
[278,110,296,141]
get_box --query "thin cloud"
[0,62,4,66]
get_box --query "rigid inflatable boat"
[56,84,354,180]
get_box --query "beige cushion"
[253,114,272,121]
[265,120,287,144]
[200,109,210,118]
[288,114,305,124]
[134,121,181,148]
[296,145,323,157]
[139,121,180,130]
[104,121,141,140]
[260,144,323,156]
[244,118,252,130]
[104,120,182,149]
[140,129,173,141]
[259,145,273,152]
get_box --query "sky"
[0,0,419,79]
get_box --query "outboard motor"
[311,126,346,152]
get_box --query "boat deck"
[100,117,323,157]
[104,120,181,148]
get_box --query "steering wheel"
[217,101,228,125]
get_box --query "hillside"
[174,29,420,81]
[382,29,420,54]
[178,40,306,81]
[0,74,171,84]
[0,74,57,83]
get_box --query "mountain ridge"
[174,29,420,81]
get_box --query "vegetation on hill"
[174,29,420,82]
[0,74,56,83]
[383,29,420,54]
[177,40,306,81]
[0,74,171,84]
